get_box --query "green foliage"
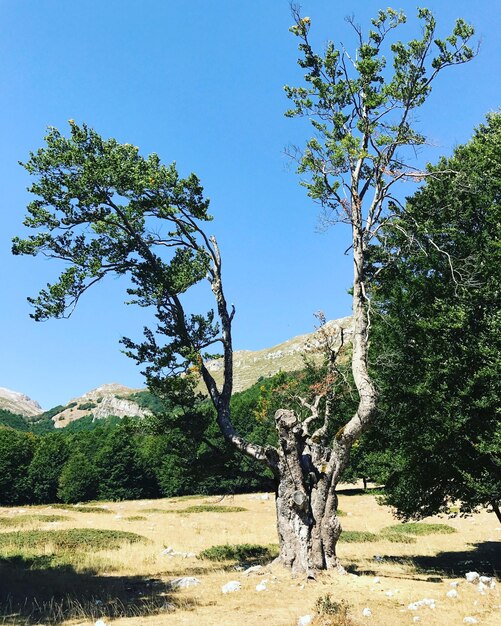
[0,514,68,527]
[27,434,70,504]
[77,401,96,411]
[63,414,123,432]
[0,428,36,505]
[0,528,147,551]
[382,523,456,536]
[49,504,112,514]
[0,409,29,431]
[13,122,219,395]
[183,504,246,513]
[57,452,98,503]
[198,543,278,562]
[369,113,501,519]
[94,421,153,501]
[286,7,475,224]
[338,530,378,543]
[315,595,351,621]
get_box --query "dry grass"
[0,488,499,625]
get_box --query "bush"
[198,543,278,562]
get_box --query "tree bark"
[272,409,345,576]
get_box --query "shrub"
[382,522,456,536]
[198,543,278,562]
[0,528,147,551]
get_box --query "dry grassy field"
[0,487,499,626]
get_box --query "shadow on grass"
[382,541,500,578]
[336,486,385,496]
[0,555,195,625]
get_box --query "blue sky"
[1,0,499,409]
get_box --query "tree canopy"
[369,112,501,522]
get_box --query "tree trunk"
[273,409,346,576]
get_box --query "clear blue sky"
[1,0,499,409]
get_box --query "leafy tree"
[94,421,152,501]
[369,112,501,522]
[27,433,69,503]
[13,7,475,575]
[0,428,36,504]
[58,451,98,503]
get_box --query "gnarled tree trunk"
[272,409,349,576]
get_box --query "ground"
[0,485,499,625]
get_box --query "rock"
[297,616,313,626]
[221,581,241,594]
[407,598,436,610]
[161,547,174,556]
[373,577,381,584]
[465,571,480,583]
[446,589,459,598]
[450,581,459,587]
[477,581,487,593]
[479,576,492,584]
[244,565,263,575]
[94,621,107,626]
[412,618,421,623]
[362,607,372,617]
[256,581,267,592]
[261,493,270,500]
[385,591,394,597]
[463,618,478,624]
[170,577,201,589]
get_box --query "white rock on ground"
[94,621,107,626]
[170,577,200,589]
[450,581,459,587]
[297,616,313,626]
[373,577,381,584]
[479,576,492,584]
[362,607,372,617]
[465,571,480,583]
[244,565,263,575]
[446,589,459,598]
[221,581,241,594]
[407,598,436,610]
[256,580,268,592]
[463,618,478,624]
[477,581,487,594]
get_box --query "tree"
[58,451,98,503]
[0,428,36,505]
[94,421,152,501]
[13,7,475,575]
[27,433,69,503]
[368,113,501,522]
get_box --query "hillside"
[205,316,352,393]
[49,383,152,428]
[1,317,352,430]
[0,387,42,417]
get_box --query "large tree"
[13,7,475,575]
[368,112,501,522]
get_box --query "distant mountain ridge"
[2,317,352,428]
[0,387,43,417]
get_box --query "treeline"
[0,377,284,506]
[0,365,386,507]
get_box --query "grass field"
[0,487,499,625]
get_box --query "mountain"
[49,383,152,428]
[205,317,352,393]
[1,317,352,430]
[0,387,43,418]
